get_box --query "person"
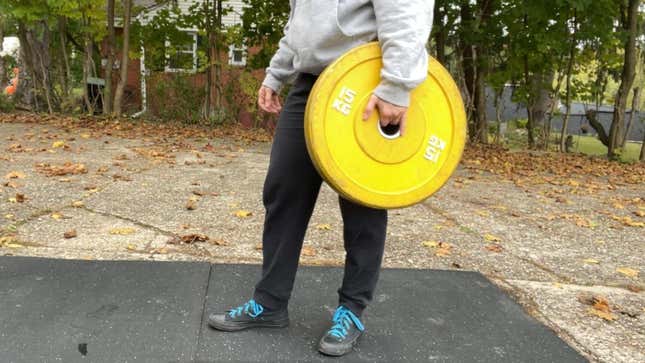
[209,0,434,357]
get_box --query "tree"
[104,0,116,115]
[238,0,290,70]
[607,0,641,159]
[113,0,132,116]
[0,14,5,88]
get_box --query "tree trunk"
[433,1,447,65]
[587,110,610,146]
[113,0,132,116]
[608,0,639,159]
[526,71,554,148]
[35,21,54,114]
[560,11,577,152]
[82,32,94,114]
[638,126,645,161]
[56,17,70,99]
[621,87,640,147]
[460,1,476,139]
[493,87,503,144]
[0,15,5,89]
[104,0,116,115]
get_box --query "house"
[104,0,249,116]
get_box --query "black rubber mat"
[0,256,210,362]
[0,257,586,362]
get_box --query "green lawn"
[498,124,643,163]
[570,135,642,163]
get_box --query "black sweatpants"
[253,73,388,317]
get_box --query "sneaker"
[318,306,365,356]
[208,299,289,332]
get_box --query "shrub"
[150,73,205,123]
[0,93,15,113]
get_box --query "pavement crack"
[195,264,214,359]
[80,206,176,237]
[421,202,570,282]
[500,279,601,363]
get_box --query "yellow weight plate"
[305,42,466,209]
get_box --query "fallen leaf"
[627,285,643,293]
[209,238,229,246]
[52,140,65,148]
[301,246,317,257]
[583,258,600,264]
[588,307,615,321]
[51,212,63,220]
[4,214,14,219]
[435,245,452,257]
[15,193,25,203]
[485,244,504,253]
[0,236,19,247]
[476,210,490,217]
[255,243,263,250]
[484,234,502,243]
[234,210,253,218]
[634,210,645,218]
[109,227,136,235]
[185,199,198,210]
[126,244,137,251]
[72,201,85,208]
[168,234,209,245]
[36,162,87,177]
[616,267,639,278]
[64,229,77,239]
[5,171,26,179]
[316,223,332,230]
[422,241,440,248]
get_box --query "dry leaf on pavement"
[583,258,600,264]
[485,244,504,253]
[109,227,136,235]
[616,267,639,278]
[168,234,210,245]
[484,234,502,242]
[64,229,77,239]
[301,246,317,257]
[4,171,26,179]
[234,210,253,218]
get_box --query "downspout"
[131,44,147,118]
[132,13,147,118]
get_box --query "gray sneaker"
[208,299,289,332]
[318,306,364,356]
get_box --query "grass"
[569,135,642,163]
[497,121,642,163]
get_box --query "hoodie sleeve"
[372,0,434,107]
[261,2,296,92]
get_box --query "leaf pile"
[462,144,645,186]
[35,162,87,177]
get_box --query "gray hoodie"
[262,0,435,107]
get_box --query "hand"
[362,94,408,136]
[258,86,282,114]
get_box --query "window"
[165,31,197,72]
[228,44,247,66]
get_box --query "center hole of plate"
[378,121,401,140]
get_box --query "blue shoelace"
[228,299,264,318]
[328,306,365,339]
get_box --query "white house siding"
[140,0,245,28]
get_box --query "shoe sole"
[318,334,361,357]
[209,318,289,332]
